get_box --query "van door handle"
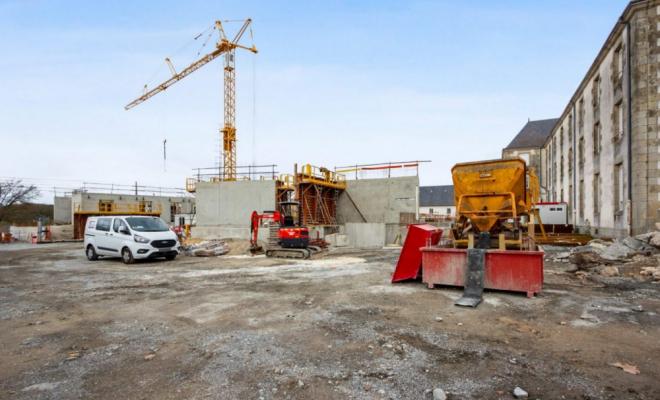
[109,234,113,236]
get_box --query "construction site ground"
[1,242,659,400]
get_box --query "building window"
[594,174,599,214]
[568,115,573,140]
[579,180,585,217]
[593,123,600,155]
[446,208,451,215]
[429,208,433,214]
[578,98,585,129]
[616,45,624,79]
[578,138,584,166]
[560,156,564,180]
[617,103,624,138]
[519,152,530,164]
[568,148,573,176]
[560,127,564,151]
[592,76,601,107]
[561,189,564,203]
[569,185,573,213]
[614,164,624,211]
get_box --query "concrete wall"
[196,180,276,227]
[337,176,419,224]
[54,196,72,224]
[191,225,270,243]
[9,226,38,241]
[345,223,386,247]
[337,176,419,244]
[70,192,195,224]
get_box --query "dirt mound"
[226,239,252,255]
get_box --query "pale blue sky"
[0,0,629,202]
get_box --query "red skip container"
[391,224,443,283]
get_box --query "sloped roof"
[504,118,559,150]
[420,185,454,207]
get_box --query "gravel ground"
[0,242,659,399]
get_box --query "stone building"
[502,118,559,194]
[528,0,660,238]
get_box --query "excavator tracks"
[265,248,311,259]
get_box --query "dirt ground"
[0,242,659,400]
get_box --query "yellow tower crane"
[125,19,257,181]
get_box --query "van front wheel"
[86,245,99,261]
[121,248,134,264]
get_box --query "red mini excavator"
[249,201,314,259]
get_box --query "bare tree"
[0,180,40,223]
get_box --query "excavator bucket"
[249,242,265,255]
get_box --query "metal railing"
[298,164,346,189]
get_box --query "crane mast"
[222,50,237,180]
[125,19,257,181]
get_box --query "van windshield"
[125,217,170,232]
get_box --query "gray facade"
[536,0,660,238]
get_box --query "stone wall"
[537,2,660,239]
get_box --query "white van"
[84,216,179,264]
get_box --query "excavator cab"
[278,202,300,227]
[249,201,310,256]
[277,202,309,248]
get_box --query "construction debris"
[550,233,660,281]
[182,240,229,257]
[567,238,656,267]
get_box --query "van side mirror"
[120,228,130,235]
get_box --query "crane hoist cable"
[125,19,257,183]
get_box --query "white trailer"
[535,202,568,225]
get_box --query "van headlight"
[134,234,150,244]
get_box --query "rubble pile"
[181,240,229,257]
[554,233,660,281]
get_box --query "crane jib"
[124,19,256,182]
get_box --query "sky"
[0,0,630,203]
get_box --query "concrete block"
[345,223,386,247]
[335,234,349,247]
[324,233,337,246]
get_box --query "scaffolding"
[72,202,163,240]
[296,165,346,230]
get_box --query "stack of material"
[182,240,229,257]
[560,235,660,280]
[568,238,655,266]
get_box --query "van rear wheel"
[86,245,99,261]
[121,248,134,264]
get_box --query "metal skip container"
[391,224,443,283]
[420,247,544,298]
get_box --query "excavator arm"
[249,210,280,254]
